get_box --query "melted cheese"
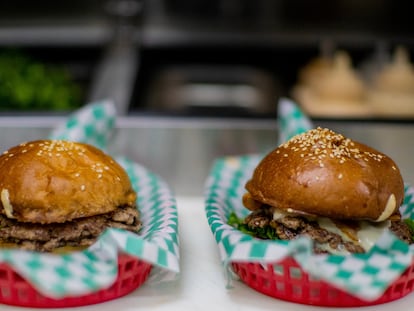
[1,189,14,219]
[357,220,390,250]
[273,208,289,220]
[317,218,353,242]
[375,194,396,222]
[273,207,390,253]
[317,218,389,252]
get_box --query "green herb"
[228,212,279,240]
[404,218,414,239]
[227,212,244,227]
[0,49,82,111]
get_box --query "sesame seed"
[338,173,343,179]
[80,185,86,191]
[281,127,386,168]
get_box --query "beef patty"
[0,206,141,252]
[244,207,413,254]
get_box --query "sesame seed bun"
[244,127,404,222]
[0,140,137,224]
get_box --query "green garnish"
[0,49,82,111]
[404,218,414,239]
[228,212,279,240]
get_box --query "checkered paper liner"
[204,98,414,301]
[0,100,179,298]
[277,97,313,145]
[50,99,116,150]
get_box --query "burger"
[239,127,413,254]
[0,139,141,252]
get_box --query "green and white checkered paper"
[0,100,180,298]
[204,98,414,301]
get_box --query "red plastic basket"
[0,253,152,308]
[232,257,414,307]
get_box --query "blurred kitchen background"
[1,0,414,195]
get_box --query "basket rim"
[231,257,414,307]
[0,253,152,308]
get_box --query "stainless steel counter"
[0,116,413,196]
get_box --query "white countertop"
[3,196,414,311]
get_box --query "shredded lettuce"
[228,212,279,240]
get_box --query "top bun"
[0,140,136,224]
[245,127,404,222]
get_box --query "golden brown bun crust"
[245,127,404,221]
[0,140,136,223]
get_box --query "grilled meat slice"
[244,208,413,254]
[0,206,141,252]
